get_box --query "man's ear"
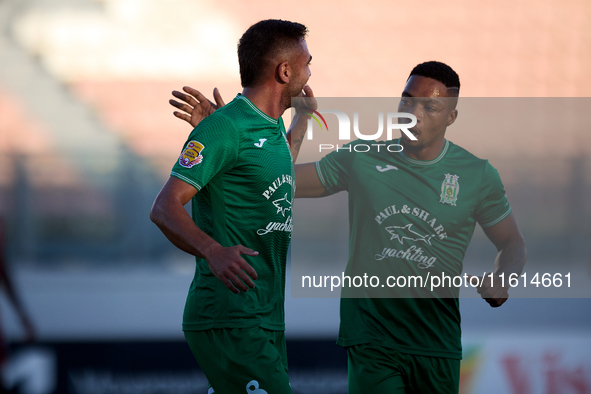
[447,109,458,127]
[277,61,291,84]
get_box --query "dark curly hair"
[408,61,460,92]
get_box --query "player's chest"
[350,156,479,230]
[224,129,294,197]
[237,127,292,167]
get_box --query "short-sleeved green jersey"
[171,94,294,331]
[315,138,511,359]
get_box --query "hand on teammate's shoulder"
[170,87,226,128]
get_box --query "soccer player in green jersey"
[296,61,527,393]
[150,20,313,394]
[171,61,527,393]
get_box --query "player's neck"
[242,86,286,120]
[402,138,446,161]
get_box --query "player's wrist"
[202,242,223,261]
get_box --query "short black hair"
[238,19,308,88]
[408,61,460,92]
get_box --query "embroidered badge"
[440,173,460,206]
[179,141,204,168]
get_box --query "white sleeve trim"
[481,206,512,228]
[171,172,202,191]
[315,161,331,191]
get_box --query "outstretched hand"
[170,87,226,128]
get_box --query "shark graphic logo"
[272,193,292,217]
[385,224,435,246]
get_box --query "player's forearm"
[493,236,527,278]
[294,163,330,198]
[150,200,220,260]
[287,112,310,163]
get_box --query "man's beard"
[280,80,305,110]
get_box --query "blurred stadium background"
[0,0,590,393]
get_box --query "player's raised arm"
[472,213,527,307]
[287,84,315,163]
[150,177,258,294]
[169,86,225,128]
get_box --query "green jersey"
[315,138,511,359]
[171,94,294,331]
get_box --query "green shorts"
[347,343,460,394]
[184,327,292,394]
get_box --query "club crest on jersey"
[440,173,460,206]
[179,141,204,168]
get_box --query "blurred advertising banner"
[461,335,591,394]
[2,336,589,394]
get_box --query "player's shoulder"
[191,97,245,135]
[446,140,501,178]
[446,140,488,165]
[207,95,244,122]
[213,94,278,131]
[214,94,245,116]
